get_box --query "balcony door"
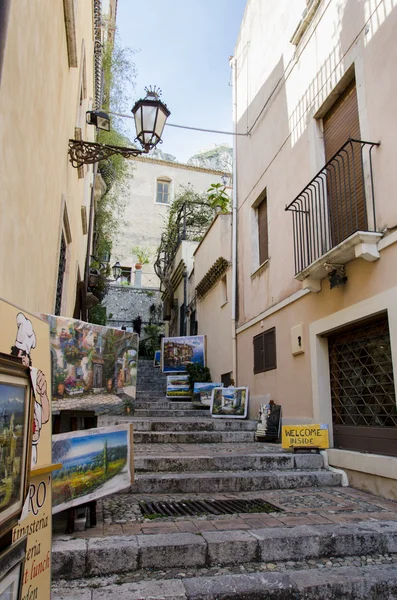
[323,79,366,245]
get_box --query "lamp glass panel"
[154,109,167,138]
[141,104,157,131]
[134,107,142,135]
[97,115,110,131]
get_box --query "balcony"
[285,139,381,287]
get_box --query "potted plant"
[131,245,152,270]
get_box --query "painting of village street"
[0,380,28,525]
[162,335,206,373]
[40,315,138,400]
[52,425,133,514]
[210,387,248,419]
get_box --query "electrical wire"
[108,111,248,136]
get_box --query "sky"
[115,0,247,163]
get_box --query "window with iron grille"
[257,192,268,265]
[328,314,397,456]
[253,327,276,374]
[55,233,67,316]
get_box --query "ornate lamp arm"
[68,139,144,168]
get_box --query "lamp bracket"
[324,263,346,276]
[68,139,145,168]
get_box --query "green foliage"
[186,363,212,393]
[89,304,107,326]
[131,245,152,265]
[207,183,230,213]
[139,324,162,359]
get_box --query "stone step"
[51,520,397,581]
[133,431,256,444]
[53,563,397,599]
[135,452,324,473]
[131,469,341,494]
[134,409,211,418]
[129,418,257,432]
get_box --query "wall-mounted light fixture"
[68,87,170,168]
[112,261,122,281]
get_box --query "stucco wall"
[234,0,397,429]
[235,0,397,326]
[111,158,226,288]
[0,0,96,316]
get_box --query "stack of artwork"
[166,375,190,399]
[52,424,133,514]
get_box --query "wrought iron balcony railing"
[285,139,380,276]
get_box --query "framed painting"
[153,350,161,368]
[0,537,27,600]
[51,424,134,514]
[0,354,33,539]
[161,336,206,373]
[166,375,190,399]
[194,382,223,407]
[210,387,249,419]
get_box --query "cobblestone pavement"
[62,486,397,538]
[51,552,397,592]
[52,391,132,415]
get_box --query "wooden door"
[323,79,366,244]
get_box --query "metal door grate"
[139,498,281,519]
[328,315,397,455]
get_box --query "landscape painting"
[166,375,190,399]
[39,314,138,400]
[162,335,206,373]
[194,382,223,407]
[0,357,32,536]
[210,387,248,419]
[52,424,133,514]
[153,350,161,368]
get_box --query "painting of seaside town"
[162,336,206,373]
[52,424,133,514]
[210,387,248,419]
[0,379,29,526]
[166,375,190,399]
[194,382,223,407]
[40,315,138,400]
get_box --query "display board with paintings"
[193,382,223,407]
[210,387,248,419]
[52,424,134,514]
[161,336,206,373]
[166,375,190,399]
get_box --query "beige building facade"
[110,156,226,289]
[234,0,397,497]
[0,0,105,317]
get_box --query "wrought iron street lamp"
[68,87,170,168]
[112,261,122,281]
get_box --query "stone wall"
[103,285,163,330]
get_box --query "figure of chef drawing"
[10,313,50,466]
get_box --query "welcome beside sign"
[282,424,329,449]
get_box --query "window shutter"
[263,328,277,370]
[253,334,264,374]
[258,195,268,265]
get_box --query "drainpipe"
[231,56,238,383]
[0,0,12,88]
[182,270,188,336]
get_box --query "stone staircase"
[52,358,397,599]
